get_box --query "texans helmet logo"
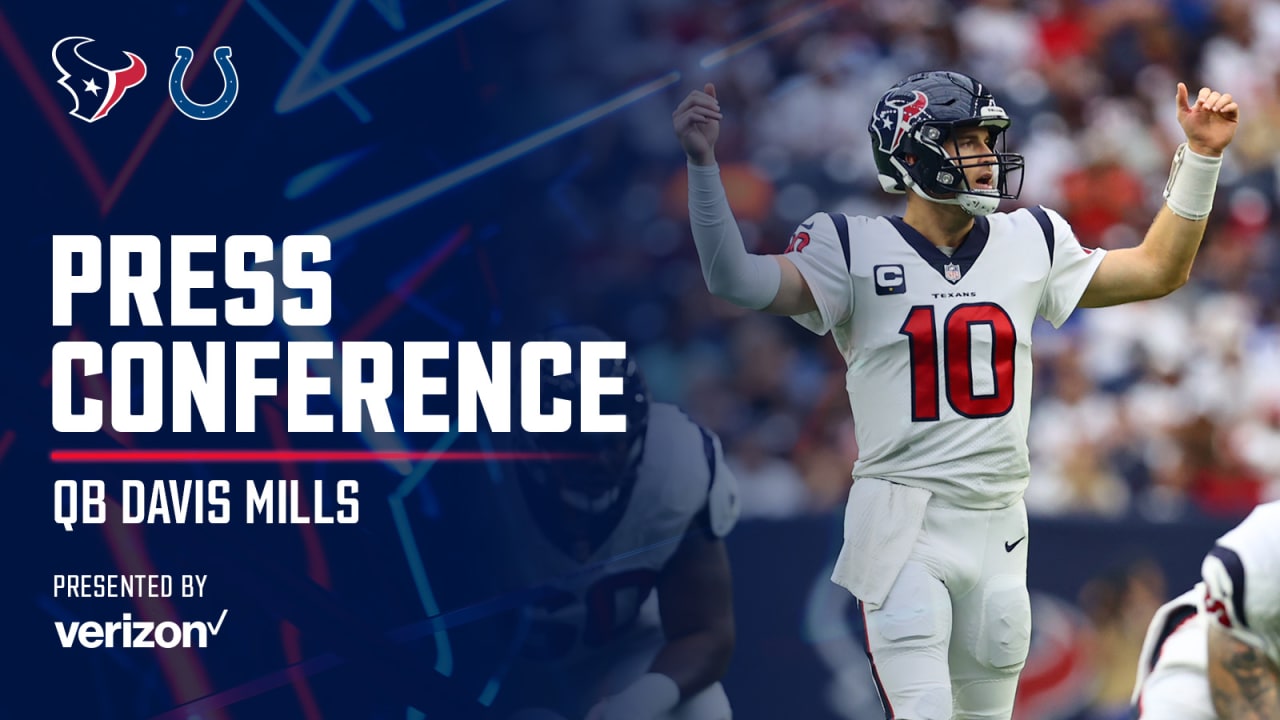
[51,37,147,123]
[876,90,930,153]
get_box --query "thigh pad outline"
[975,574,1030,671]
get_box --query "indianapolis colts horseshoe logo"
[169,46,237,120]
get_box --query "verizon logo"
[55,610,227,648]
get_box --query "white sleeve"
[1035,207,1107,328]
[784,212,854,336]
[687,162,782,309]
[1201,502,1280,652]
[1201,545,1268,650]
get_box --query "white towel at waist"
[830,477,931,610]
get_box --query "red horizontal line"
[50,449,586,464]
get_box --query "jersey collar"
[888,215,990,284]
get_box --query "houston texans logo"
[876,90,930,153]
[51,37,147,123]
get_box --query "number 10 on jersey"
[898,303,1017,421]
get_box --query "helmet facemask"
[893,114,1025,217]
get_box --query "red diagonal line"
[260,403,331,585]
[446,0,473,72]
[70,325,136,448]
[343,225,472,342]
[0,430,15,466]
[281,622,324,720]
[0,9,107,204]
[261,403,303,500]
[261,403,329,720]
[475,245,500,310]
[101,0,245,215]
[101,498,228,720]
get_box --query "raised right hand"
[672,83,723,166]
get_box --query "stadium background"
[3,0,1278,718]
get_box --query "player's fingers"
[1212,92,1233,112]
[676,110,715,132]
[1204,91,1222,110]
[672,92,702,117]
[691,91,720,110]
[1176,82,1191,117]
[676,96,718,121]
[688,97,720,115]
[705,82,717,99]
[1220,101,1240,120]
[675,88,718,110]
[1197,86,1211,107]
[681,104,719,120]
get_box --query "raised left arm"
[1079,83,1239,308]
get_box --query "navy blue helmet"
[869,71,1024,216]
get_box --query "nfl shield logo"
[944,262,962,283]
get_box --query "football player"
[672,70,1238,719]
[496,326,740,720]
[1132,501,1280,719]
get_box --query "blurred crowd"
[527,0,1280,523]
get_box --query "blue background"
[1,1,1263,718]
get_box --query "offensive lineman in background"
[496,326,739,720]
[673,70,1238,719]
[1132,500,1280,718]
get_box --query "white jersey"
[1200,500,1280,668]
[500,403,739,709]
[1132,501,1280,715]
[786,207,1105,508]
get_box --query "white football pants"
[857,498,1031,720]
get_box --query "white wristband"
[1163,143,1222,221]
[600,672,680,718]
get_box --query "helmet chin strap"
[891,157,1001,217]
